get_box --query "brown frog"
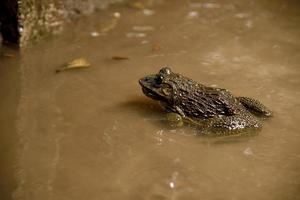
[139,67,272,136]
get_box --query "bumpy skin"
[139,67,272,135]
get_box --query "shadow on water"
[192,124,260,145]
[116,96,164,118]
[198,133,259,146]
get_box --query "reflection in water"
[1,0,300,199]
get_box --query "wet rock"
[0,0,124,47]
[0,0,20,44]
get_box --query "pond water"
[1,0,300,199]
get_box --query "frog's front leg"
[166,106,206,128]
[166,112,184,127]
[165,106,188,127]
[165,106,195,127]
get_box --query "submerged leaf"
[56,58,90,73]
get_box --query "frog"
[139,67,272,136]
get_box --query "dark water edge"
[0,45,20,200]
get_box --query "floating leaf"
[0,52,15,58]
[55,58,90,73]
[112,56,129,60]
[101,18,118,33]
[152,43,161,52]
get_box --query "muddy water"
[1,0,300,199]
[0,46,20,200]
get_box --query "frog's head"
[139,67,174,102]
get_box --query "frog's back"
[173,81,241,119]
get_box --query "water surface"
[1,0,300,199]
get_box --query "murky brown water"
[1,0,300,199]
[0,45,20,200]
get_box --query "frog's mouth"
[139,76,165,101]
[141,87,162,100]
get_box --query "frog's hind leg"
[201,114,261,136]
[237,97,272,117]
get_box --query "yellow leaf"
[56,58,90,73]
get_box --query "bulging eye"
[155,75,164,85]
[159,67,171,75]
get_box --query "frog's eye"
[155,75,164,85]
[159,67,171,75]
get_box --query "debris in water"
[132,26,155,31]
[128,1,145,9]
[0,52,15,58]
[243,147,254,156]
[189,2,221,9]
[168,171,179,189]
[143,9,155,16]
[55,58,90,73]
[187,11,199,19]
[235,13,249,19]
[90,31,100,37]
[154,130,164,145]
[141,40,149,44]
[169,182,175,189]
[201,3,221,9]
[147,54,165,58]
[113,12,121,18]
[245,20,253,28]
[101,18,118,32]
[112,56,129,60]
[126,32,146,38]
[102,132,112,145]
[152,43,161,52]
[101,13,121,33]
